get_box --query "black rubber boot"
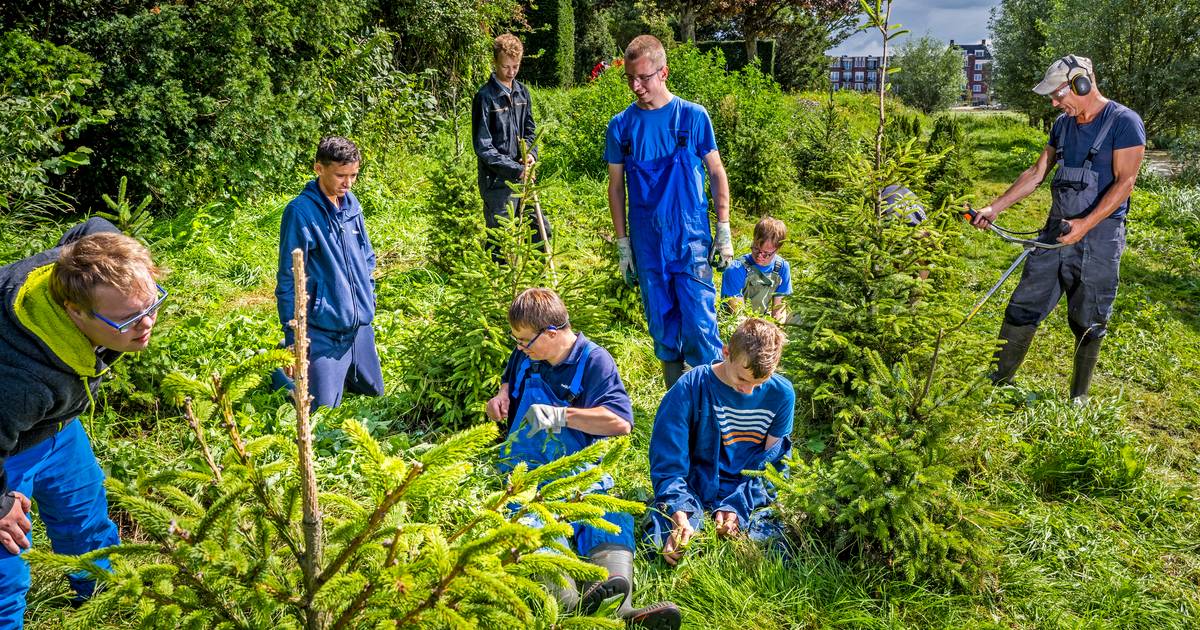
[626,601,683,629]
[1069,329,1104,404]
[662,361,685,389]
[991,322,1038,385]
[584,544,682,629]
[580,544,634,615]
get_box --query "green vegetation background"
[3,43,1200,630]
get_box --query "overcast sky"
[830,0,1001,57]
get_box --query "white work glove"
[523,404,569,436]
[713,221,733,271]
[616,237,638,287]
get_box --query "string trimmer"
[953,205,1072,329]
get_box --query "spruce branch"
[316,462,423,590]
[183,397,222,482]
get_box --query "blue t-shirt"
[704,368,794,487]
[604,96,718,165]
[720,254,792,300]
[501,333,634,427]
[1048,100,1145,218]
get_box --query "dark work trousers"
[1004,214,1126,339]
[271,324,384,410]
[482,190,551,262]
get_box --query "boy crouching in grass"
[647,318,794,566]
[486,288,681,628]
[720,216,792,322]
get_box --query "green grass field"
[11,106,1199,629]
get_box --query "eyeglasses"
[92,284,168,333]
[1048,83,1071,100]
[751,244,780,259]
[510,322,566,349]
[624,66,664,86]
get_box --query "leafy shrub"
[426,152,488,273]
[573,0,618,84]
[0,31,110,215]
[524,0,576,87]
[1171,127,1200,186]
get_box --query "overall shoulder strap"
[1083,105,1121,169]
[565,341,596,402]
[675,101,691,148]
[1053,113,1069,165]
[620,112,633,156]
[512,355,533,399]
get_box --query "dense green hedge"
[696,40,776,76]
[523,0,575,87]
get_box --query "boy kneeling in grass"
[648,318,794,565]
[720,216,792,322]
[486,288,681,628]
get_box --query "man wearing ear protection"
[0,218,164,625]
[970,54,1145,403]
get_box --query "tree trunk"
[745,34,758,64]
[679,3,696,42]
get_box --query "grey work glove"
[524,404,569,436]
[713,221,733,271]
[616,237,638,287]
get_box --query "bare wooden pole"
[290,248,325,630]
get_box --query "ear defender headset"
[1063,55,1093,95]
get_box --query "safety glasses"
[510,323,565,349]
[92,284,168,333]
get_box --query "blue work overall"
[499,343,635,555]
[622,108,723,367]
[1005,113,1125,340]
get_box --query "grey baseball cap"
[1032,55,1093,95]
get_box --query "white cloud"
[829,1,1000,57]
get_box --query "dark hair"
[315,136,361,166]
[509,287,570,332]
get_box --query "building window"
[855,82,864,91]
[972,84,982,93]
[975,61,983,70]
[867,58,877,69]
[854,71,864,81]
[974,73,982,81]
[842,59,852,70]
[868,71,877,81]
[831,71,839,80]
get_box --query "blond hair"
[753,216,787,247]
[494,34,524,60]
[51,232,161,312]
[509,287,570,331]
[624,35,666,67]
[728,318,786,379]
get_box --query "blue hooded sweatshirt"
[649,364,794,524]
[275,179,376,345]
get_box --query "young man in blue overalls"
[970,55,1145,403]
[647,318,794,566]
[486,288,680,629]
[606,34,733,389]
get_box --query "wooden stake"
[291,248,325,629]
